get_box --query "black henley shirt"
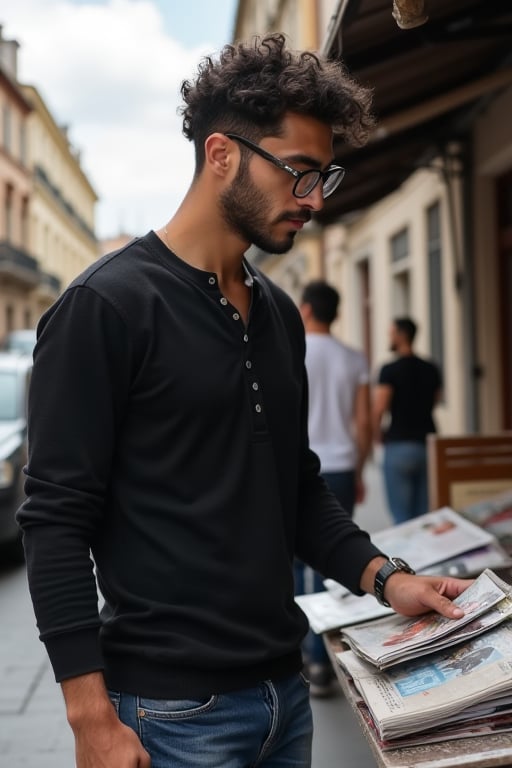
[18,231,382,698]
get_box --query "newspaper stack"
[340,569,512,669]
[336,570,512,743]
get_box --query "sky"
[3,0,239,239]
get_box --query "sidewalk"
[0,564,74,768]
[310,457,392,767]
[0,459,391,767]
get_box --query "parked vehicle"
[2,328,37,357]
[0,353,32,561]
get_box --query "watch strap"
[374,557,415,606]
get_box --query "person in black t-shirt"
[373,317,442,523]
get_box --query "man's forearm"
[61,671,151,768]
[359,555,388,595]
[61,671,113,728]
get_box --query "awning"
[318,0,512,223]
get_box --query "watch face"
[390,557,414,573]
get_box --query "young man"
[296,280,371,696]
[373,317,443,524]
[18,35,468,768]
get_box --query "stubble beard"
[219,168,298,255]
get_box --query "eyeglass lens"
[294,168,345,198]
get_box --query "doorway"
[496,171,512,429]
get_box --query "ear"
[204,132,237,180]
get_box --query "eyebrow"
[281,152,333,170]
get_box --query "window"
[390,227,410,314]
[19,122,27,166]
[5,305,14,333]
[356,258,372,363]
[427,202,444,370]
[5,184,13,241]
[390,228,409,262]
[392,271,411,315]
[2,105,11,153]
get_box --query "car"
[0,353,32,562]
[3,328,37,357]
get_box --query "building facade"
[0,29,38,337]
[0,25,98,341]
[233,0,512,437]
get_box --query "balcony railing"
[0,241,40,286]
[0,241,61,297]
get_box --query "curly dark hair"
[179,33,374,171]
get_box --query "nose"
[298,180,325,212]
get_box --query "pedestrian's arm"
[372,383,392,444]
[353,382,371,501]
[62,672,150,768]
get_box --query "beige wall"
[324,168,466,436]
[235,0,337,49]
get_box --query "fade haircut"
[394,317,417,343]
[179,33,374,173]
[301,280,340,325]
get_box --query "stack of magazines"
[336,569,512,748]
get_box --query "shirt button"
[243,334,249,342]
[220,297,228,306]
[208,276,215,285]
[255,404,262,413]
[245,360,252,369]
[232,312,240,320]
[252,382,259,391]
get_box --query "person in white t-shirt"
[295,279,371,696]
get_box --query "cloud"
[3,0,222,238]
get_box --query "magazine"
[336,621,512,740]
[459,489,512,554]
[340,569,512,669]
[369,506,494,572]
[294,590,393,634]
[419,540,512,577]
[355,697,512,751]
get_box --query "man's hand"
[383,572,472,618]
[360,556,473,619]
[72,711,151,768]
[62,672,151,767]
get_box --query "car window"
[0,372,20,420]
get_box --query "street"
[0,460,390,767]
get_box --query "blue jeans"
[383,441,429,524]
[108,673,313,768]
[294,470,356,665]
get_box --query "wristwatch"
[374,557,415,607]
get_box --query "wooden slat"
[427,433,512,510]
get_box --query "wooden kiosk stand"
[324,628,512,768]
[427,433,512,512]
[323,433,512,767]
